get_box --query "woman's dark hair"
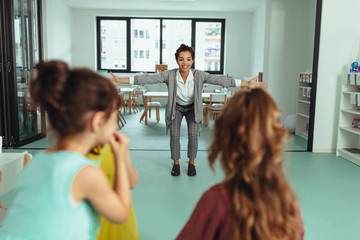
[175,44,195,60]
[30,60,121,140]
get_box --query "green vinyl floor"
[19,107,308,151]
[4,108,360,240]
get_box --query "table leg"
[128,92,132,115]
[139,96,148,124]
[145,97,149,125]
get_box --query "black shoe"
[188,163,196,176]
[171,164,180,176]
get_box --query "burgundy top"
[176,184,305,240]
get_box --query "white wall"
[70,8,253,79]
[264,0,316,121]
[250,4,266,76]
[305,0,317,72]
[43,0,72,63]
[313,0,360,152]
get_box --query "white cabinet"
[336,73,360,166]
[295,72,312,140]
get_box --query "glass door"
[0,0,44,148]
[13,0,44,145]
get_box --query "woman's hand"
[108,72,131,85]
[109,72,120,85]
[248,75,268,89]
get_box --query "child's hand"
[109,131,130,161]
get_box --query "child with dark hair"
[110,44,267,176]
[176,88,304,240]
[0,61,132,240]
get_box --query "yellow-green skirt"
[88,144,140,240]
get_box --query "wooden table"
[139,92,215,125]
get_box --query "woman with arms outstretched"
[110,44,266,176]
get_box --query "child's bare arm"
[72,164,131,224]
[72,131,131,224]
[125,150,138,189]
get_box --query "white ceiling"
[61,0,265,12]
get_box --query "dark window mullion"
[191,20,196,69]
[127,18,131,72]
[220,19,225,74]
[159,19,163,65]
[96,17,101,71]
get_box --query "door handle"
[7,62,11,72]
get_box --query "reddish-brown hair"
[175,44,195,60]
[30,61,121,140]
[208,88,299,240]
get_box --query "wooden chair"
[117,92,126,129]
[202,89,216,126]
[205,93,227,128]
[131,87,142,113]
[147,102,161,122]
[142,92,161,123]
[155,64,168,73]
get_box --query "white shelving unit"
[336,72,360,166]
[295,72,312,140]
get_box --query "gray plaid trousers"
[169,103,198,161]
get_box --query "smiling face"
[176,51,194,73]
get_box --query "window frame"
[96,16,225,74]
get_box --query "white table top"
[0,152,26,165]
[0,152,28,195]
[143,92,168,97]
[119,88,135,93]
[143,92,231,99]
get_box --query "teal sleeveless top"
[0,151,100,240]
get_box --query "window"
[131,19,160,72]
[98,19,127,70]
[162,20,191,69]
[195,22,223,72]
[97,17,225,73]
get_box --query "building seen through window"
[97,17,224,73]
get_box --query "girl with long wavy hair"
[176,88,304,240]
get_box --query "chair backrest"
[202,89,215,93]
[209,93,227,111]
[155,64,168,73]
[210,93,227,103]
[132,87,140,99]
